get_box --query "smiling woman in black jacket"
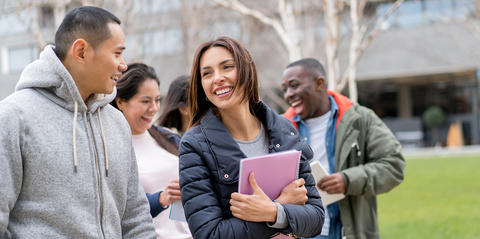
[178,36,325,239]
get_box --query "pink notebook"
[238,150,301,200]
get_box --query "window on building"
[377,0,475,29]
[8,45,38,73]
[125,28,184,58]
[0,11,29,36]
[151,28,183,55]
[199,21,240,40]
[39,5,54,28]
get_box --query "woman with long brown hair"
[178,37,324,238]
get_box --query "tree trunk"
[347,0,364,103]
[323,0,340,91]
[278,0,301,61]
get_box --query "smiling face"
[281,65,328,120]
[83,22,127,97]
[199,46,246,112]
[117,79,161,135]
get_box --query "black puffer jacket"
[179,102,324,239]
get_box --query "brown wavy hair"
[156,75,189,133]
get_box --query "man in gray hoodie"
[0,6,156,238]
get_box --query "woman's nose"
[213,71,225,85]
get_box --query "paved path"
[402,145,480,158]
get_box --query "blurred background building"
[0,0,479,148]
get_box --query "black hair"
[54,6,121,61]
[286,58,327,79]
[156,75,190,132]
[111,63,159,109]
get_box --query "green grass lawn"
[378,155,480,239]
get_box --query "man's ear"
[115,98,125,111]
[71,39,88,64]
[314,76,326,91]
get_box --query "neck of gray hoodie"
[16,45,115,176]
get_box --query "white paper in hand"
[169,200,187,222]
[310,161,345,206]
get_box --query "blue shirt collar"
[329,95,339,120]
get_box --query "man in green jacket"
[281,58,405,239]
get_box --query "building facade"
[0,0,478,147]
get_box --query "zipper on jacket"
[87,113,106,238]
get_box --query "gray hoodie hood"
[16,45,115,113]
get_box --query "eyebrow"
[201,59,234,70]
[140,95,161,99]
[220,59,234,65]
[116,46,126,51]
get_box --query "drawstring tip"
[105,169,109,177]
[74,165,77,173]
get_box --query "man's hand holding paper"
[318,173,346,194]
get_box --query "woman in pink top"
[111,63,191,239]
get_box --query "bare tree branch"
[14,0,47,50]
[212,0,301,61]
[336,0,404,93]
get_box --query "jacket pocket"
[346,140,362,168]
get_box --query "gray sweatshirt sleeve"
[0,104,24,235]
[120,146,156,238]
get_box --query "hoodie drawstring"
[73,101,78,173]
[72,102,109,177]
[97,108,109,177]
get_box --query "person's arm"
[146,178,182,218]
[179,135,278,239]
[0,104,23,234]
[146,192,167,218]
[121,147,156,238]
[341,108,405,196]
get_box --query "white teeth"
[215,88,232,95]
[291,101,301,107]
